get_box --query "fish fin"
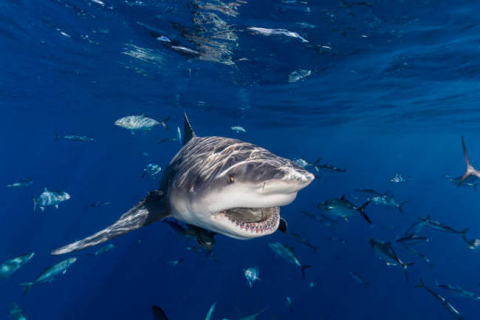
[152,305,169,320]
[183,113,197,145]
[358,201,372,224]
[301,265,311,279]
[460,136,480,185]
[402,262,414,283]
[278,218,288,233]
[414,278,425,289]
[398,201,409,214]
[18,282,34,295]
[51,191,169,255]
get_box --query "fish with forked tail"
[318,196,371,224]
[369,238,413,282]
[415,279,464,320]
[0,252,34,280]
[33,188,70,212]
[268,242,311,278]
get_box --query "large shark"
[52,114,314,255]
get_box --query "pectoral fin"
[51,191,169,255]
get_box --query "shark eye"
[228,175,235,183]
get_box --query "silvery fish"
[247,27,308,43]
[369,238,413,282]
[54,133,93,141]
[416,279,464,320]
[8,304,26,320]
[33,188,70,212]
[19,257,77,294]
[314,159,345,173]
[318,196,371,224]
[0,252,34,280]
[396,234,429,246]
[419,215,468,236]
[142,164,162,179]
[244,266,260,288]
[176,126,182,145]
[7,178,33,188]
[205,302,216,320]
[390,173,409,183]
[114,115,160,134]
[368,194,408,213]
[436,281,480,301]
[349,271,369,286]
[231,126,246,133]
[268,242,310,278]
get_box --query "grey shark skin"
[52,114,314,255]
[459,136,480,186]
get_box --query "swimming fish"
[318,196,371,224]
[0,252,34,281]
[33,188,70,212]
[390,173,409,183]
[205,302,217,320]
[19,257,77,294]
[7,178,33,188]
[54,133,94,142]
[244,267,260,288]
[52,114,313,255]
[8,304,26,320]
[419,215,468,236]
[436,281,480,301]
[369,238,413,282]
[142,164,162,179]
[288,232,318,253]
[88,244,115,257]
[231,126,246,133]
[368,194,408,213]
[415,279,464,320]
[247,27,308,43]
[268,242,311,278]
[114,115,160,134]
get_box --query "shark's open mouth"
[221,207,280,234]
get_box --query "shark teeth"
[225,207,280,234]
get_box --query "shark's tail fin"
[460,137,480,185]
[18,282,33,295]
[415,278,425,289]
[402,262,414,283]
[398,201,409,214]
[358,201,372,224]
[51,191,169,255]
[301,265,311,279]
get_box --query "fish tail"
[358,201,372,224]
[313,158,322,171]
[460,136,480,185]
[402,262,414,283]
[18,282,33,295]
[301,265,311,279]
[415,278,425,289]
[460,228,469,237]
[398,201,409,214]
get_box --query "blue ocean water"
[3,0,480,319]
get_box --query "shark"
[52,114,314,255]
[458,136,480,186]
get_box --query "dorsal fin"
[183,113,197,145]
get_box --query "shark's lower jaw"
[219,207,280,236]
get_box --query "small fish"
[0,253,35,281]
[166,221,216,251]
[436,281,480,300]
[19,257,77,294]
[177,126,182,145]
[369,238,413,282]
[268,242,311,278]
[419,215,468,236]
[33,188,70,212]
[445,174,478,189]
[404,219,426,236]
[88,244,115,257]
[231,126,246,133]
[244,267,260,288]
[396,234,429,246]
[152,305,168,320]
[89,201,111,208]
[54,133,94,142]
[247,27,308,43]
[114,115,160,134]
[390,173,409,183]
[314,159,345,173]
[415,279,464,320]
[286,296,293,313]
[288,69,311,83]
[462,236,480,250]
[368,194,408,213]
[205,302,217,320]
[318,196,371,224]
[288,232,318,253]
[404,246,433,268]
[8,303,26,320]
[157,137,178,145]
[348,271,369,286]
[354,188,385,197]
[7,178,33,188]
[142,164,162,179]
[142,152,149,157]
[166,259,183,267]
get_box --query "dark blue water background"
[2,0,480,319]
